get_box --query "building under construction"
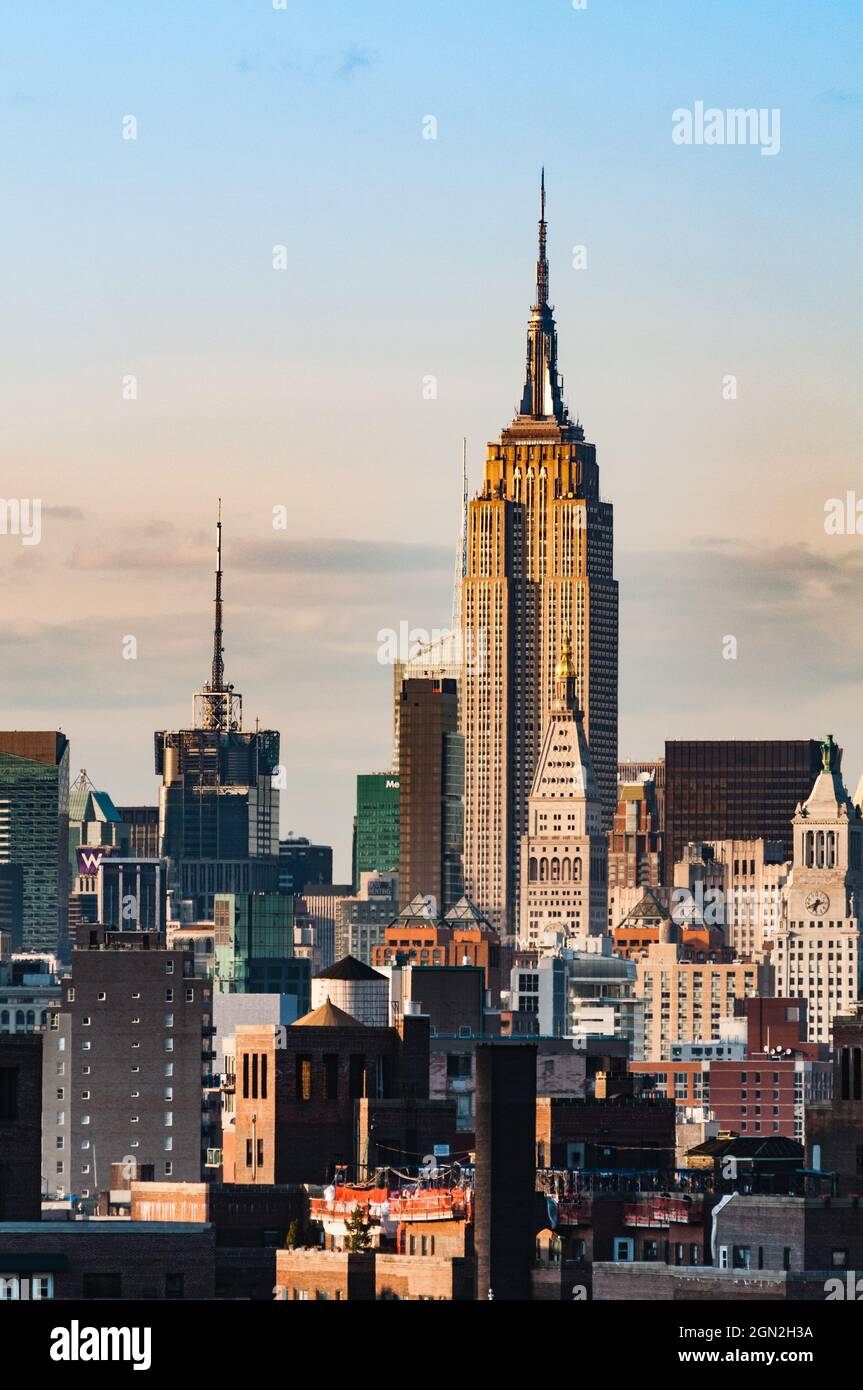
[154,506,280,919]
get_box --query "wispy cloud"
[44,505,85,522]
[69,534,450,577]
[235,45,378,82]
[818,89,863,108]
[337,45,377,80]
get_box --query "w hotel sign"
[76,846,107,875]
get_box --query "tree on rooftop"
[345,1205,371,1252]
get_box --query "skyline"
[2,0,862,878]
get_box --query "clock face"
[805,891,830,916]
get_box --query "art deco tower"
[519,637,608,944]
[462,176,618,935]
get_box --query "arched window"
[540,858,549,883]
[529,858,538,883]
[551,859,561,882]
[816,831,825,869]
[15,1010,25,1028]
[827,832,836,869]
[562,858,571,882]
[805,832,814,868]
[573,859,582,883]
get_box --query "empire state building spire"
[518,170,569,425]
[536,167,549,309]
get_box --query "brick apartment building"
[631,998,830,1143]
[64,928,210,1202]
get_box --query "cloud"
[620,539,863,725]
[337,45,377,80]
[236,47,378,83]
[235,537,449,575]
[43,505,85,522]
[818,90,863,108]
[69,534,451,577]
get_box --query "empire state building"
[461,175,618,936]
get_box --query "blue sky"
[1,0,862,875]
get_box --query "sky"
[1,0,862,877]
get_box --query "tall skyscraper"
[398,677,464,913]
[154,507,280,918]
[462,176,618,934]
[518,637,607,944]
[0,732,70,953]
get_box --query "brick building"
[535,1095,676,1175]
[274,1247,474,1301]
[631,1054,831,1145]
[712,1193,863,1274]
[429,1036,588,1137]
[64,928,210,1202]
[0,1221,215,1300]
[0,1033,42,1219]
[372,896,501,996]
[130,1179,308,1299]
[231,1002,441,1184]
[807,1005,863,1193]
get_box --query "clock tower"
[774,736,863,1044]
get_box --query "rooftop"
[313,955,387,983]
[292,998,365,1029]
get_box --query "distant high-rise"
[462,176,618,935]
[278,837,333,896]
[353,773,400,889]
[68,771,127,869]
[214,890,308,1007]
[0,732,70,953]
[398,677,464,913]
[664,740,827,876]
[116,805,160,860]
[154,507,280,918]
[608,776,663,890]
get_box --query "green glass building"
[0,732,70,953]
[353,773,400,890]
[213,891,309,1011]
